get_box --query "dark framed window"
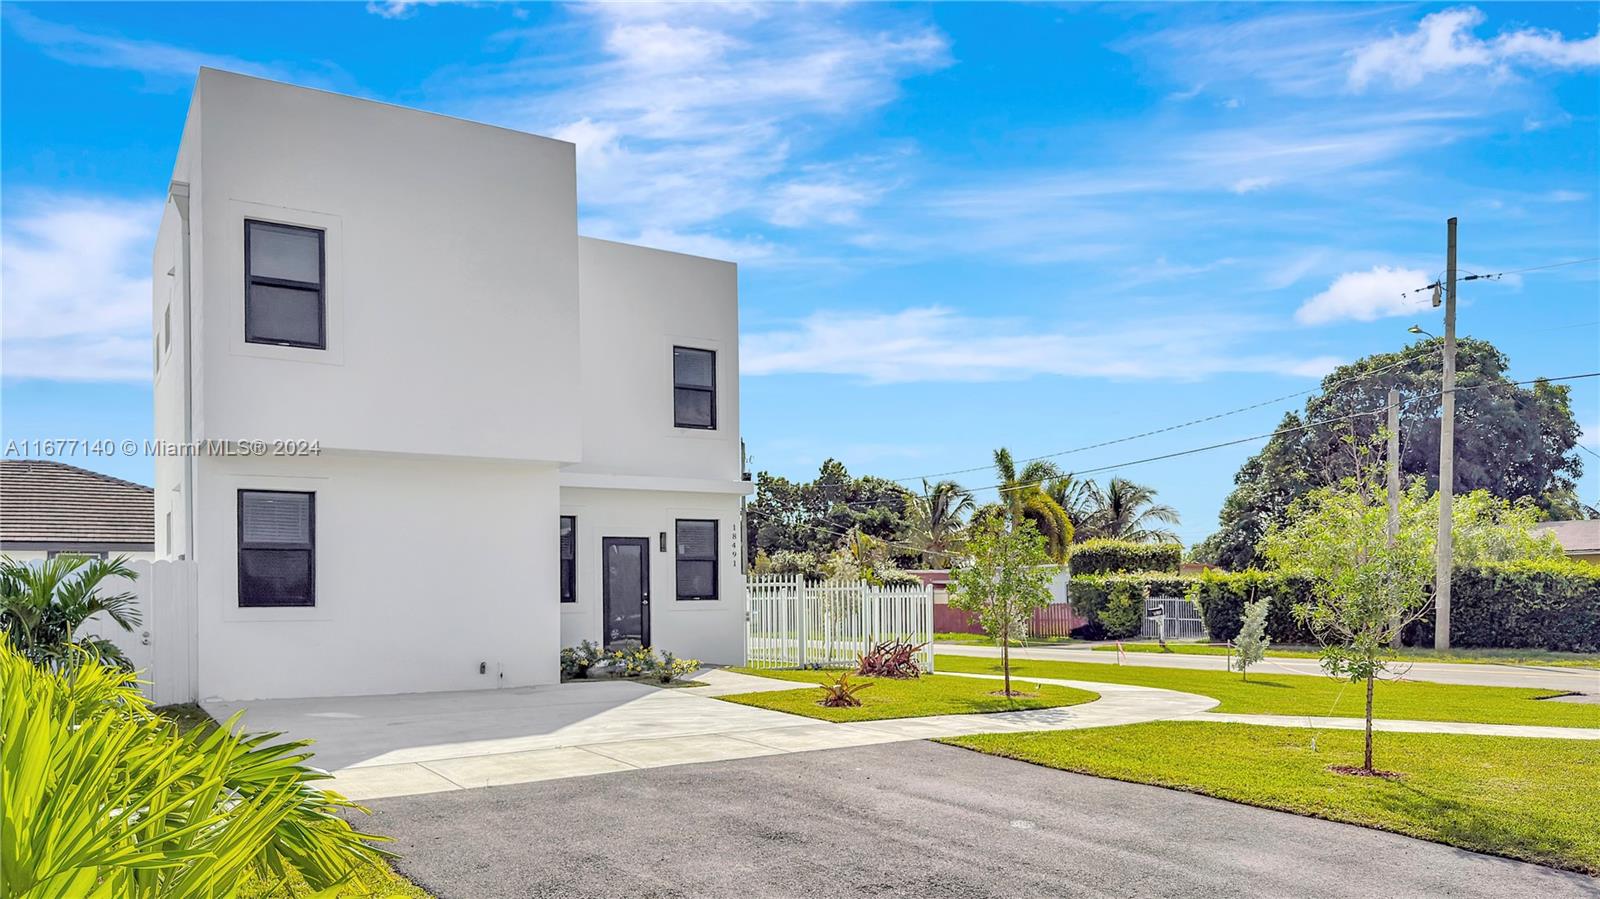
[672,346,716,429]
[238,490,315,607]
[560,515,576,603]
[245,220,325,349]
[675,519,718,600]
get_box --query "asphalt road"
[365,741,1597,899]
[936,643,1600,691]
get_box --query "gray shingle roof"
[1532,520,1600,555]
[0,460,155,547]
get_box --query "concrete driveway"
[205,669,1218,801]
[938,643,1600,690]
[363,740,1598,899]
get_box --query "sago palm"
[991,448,1074,562]
[902,479,975,566]
[0,554,141,669]
[1085,477,1181,543]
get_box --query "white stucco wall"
[558,487,746,665]
[571,238,741,482]
[190,68,581,463]
[192,453,561,701]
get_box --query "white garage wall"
[193,453,561,701]
[558,487,745,665]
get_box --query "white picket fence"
[64,559,198,706]
[745,575,934,671]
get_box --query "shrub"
[609,643,656,677]
[816,670,872,707]
[1406,559,1600,652]
[653,652,700,684]
[0,642,383,896]
[856,639,926,679]
[1069,574,1191,639]
[1098,580,1148,639]
[0,554,142,670]
[560,640,605,679]
[1186,570,1317,643]
[1070,539,1182,576]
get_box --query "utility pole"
[1387,387,1402,649]
[1434,218,1458,650]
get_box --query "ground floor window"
[675,519,718,600]
[560,515,576,603]
[238,489,315,607]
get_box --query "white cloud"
[444,5,950,258]
[1349,8,1600,91]
[1293,265,1430,325]
[743,307,1340,384]
[2,196,160,381]
[2,8,291,83]
[366,1,438,20]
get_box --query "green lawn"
[155,705,431,899]
[935,632,1078,646]
[718,668,1097,722]
[943,721,1600,874]
[934,654,1600,728]
[1090,642,1600,669]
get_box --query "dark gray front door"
[602,537,651,649]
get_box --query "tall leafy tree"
[902,479,975,567]
[1196,337,1585,570]
[988,448,1074,562]
[746,459,915,560]
[1080,477,1181,543]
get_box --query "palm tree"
[991,448,1074,561]
[903,479,975,567]
[1082,477,1181,543]
[0,554,141,669]
[1042,472,1098,539]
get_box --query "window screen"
[675,519,718,600]
[238,490,315,607]
[672,346,715,429]
[245,220,325,348]
[560,516,576,603]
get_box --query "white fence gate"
[745,576,934,671]
[71,559,198,706]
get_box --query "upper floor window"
[673,346,716,429]
[560,515,576,603]
[238,489,316,607]
[675,519,718,600]
[245,220,325,349]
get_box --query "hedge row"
[1405,560,1600,653]
[1185,570,1317,644]
[1069,574,1192,640]
[1190,561,1600,652]
[1069,540,1182,576]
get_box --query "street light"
[1407,324,1435,338]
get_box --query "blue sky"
[2,1,1597,544]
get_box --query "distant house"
[0,460,156,560]
[1532,520,1600,565]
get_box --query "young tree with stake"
[948,517,1058,696]
[1231,596,1271,681]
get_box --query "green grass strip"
[717,669,1097,722]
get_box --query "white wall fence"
[71,559,198,706]
[745,576,934,671]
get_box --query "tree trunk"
[1364,673,1375,773]
[1002,619,1012,696]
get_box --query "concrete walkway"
[936,642,1600,690]
[209,668,1216,801]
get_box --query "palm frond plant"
[0,553,142,670]
[991,449,1074,561]
[902,479,975,567]
[815,670,872,708]
[1082,477,1181,543]
[0,642,389,898]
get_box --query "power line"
[1404,255,1600,297]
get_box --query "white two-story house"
[153,69,750,702]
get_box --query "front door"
[602,537,651,649]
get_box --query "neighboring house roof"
[1532,520,1600,556]
[0,460,155,548]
